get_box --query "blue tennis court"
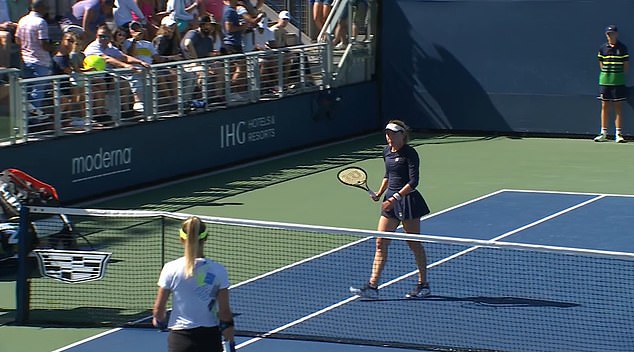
[57,189,634,352]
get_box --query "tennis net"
[13,206,634,351]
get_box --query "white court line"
[501,188,634,198]
[236,193,607,350]
[53,190,507,351]
[230,189,508,289]
[56,188,589,351]
[50,329,123,352]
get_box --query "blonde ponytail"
[180,216,207,278]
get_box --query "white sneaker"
[615,134,626,143]
[593,134,608,142]
[334,42,346,50]
[133,102,144,113]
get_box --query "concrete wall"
[381,0,634,135]
[0,83,379,203]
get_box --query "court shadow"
[90,134,505,212]
[365,295,579,308]
[7,307,154,328]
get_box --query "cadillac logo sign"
[33,249,112,283]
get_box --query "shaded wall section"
[381,0,634,135]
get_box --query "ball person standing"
[595,24,629,143]
[153,216,235,352]
[350,120,431,299]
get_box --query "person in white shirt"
[153,216,235,352]
[15,0,54,118]
[113,0,146,29]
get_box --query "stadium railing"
[0,0,378,146]
[5,44,331,143]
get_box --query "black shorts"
[223,44,243,55]
[598,85,627,101]
[381,190,430,220]
[167,326,222,352]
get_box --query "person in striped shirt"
[595,24,629,143]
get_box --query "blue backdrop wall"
[0,83,378,203]
[381,0,634,135]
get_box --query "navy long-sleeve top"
[383,144,420,191]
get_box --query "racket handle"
[223,340,236,352]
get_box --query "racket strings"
[338,169,367,186]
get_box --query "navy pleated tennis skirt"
[381,190,430,220]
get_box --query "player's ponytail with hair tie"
[182,216,205,278]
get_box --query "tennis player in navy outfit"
[350,120,431,299]
[153,216,235,352]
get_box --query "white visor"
[385,123,404,132]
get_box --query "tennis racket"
[337,167,374,197]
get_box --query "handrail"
[1,43,328,145]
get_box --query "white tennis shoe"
[593,134,608,142]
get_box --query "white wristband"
[393,192,402,201]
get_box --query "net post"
[15,205,32,325]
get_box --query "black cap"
[605,24,618,33]
[129,21,143,31]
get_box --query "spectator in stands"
[180,14,218,58]
[0,1,17,32]
[111,26,129,50]
[253,15,273,51]
[113,0,147,31]
[333,5,348,50]
[71,0,116,42]
[52,31,85,127]
[351,0,368,39]
[236,1,263,53]
[181,15,221,104]
[269,10,293,49]
[83,24,151,119]
[198,0,223,24]
[124,20,181,112]
[132,0,160,38]
[166,0,197,34]
[310,0,332,35]
[15,0,54,119]
[81,54,109,122]
[153,15,182,57]
[153,15,187,107]
[253,15,276,92]
[222,0,249,99]
[268,10,296,92]
[222,0,245,55]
